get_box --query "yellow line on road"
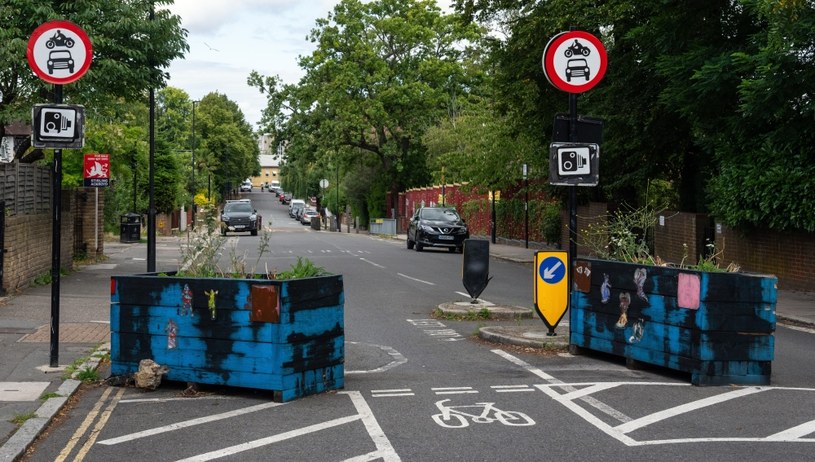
[54,386,114,462]
[73,387,125,461]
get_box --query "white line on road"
[614,386,768,435]
[345,342,407,374]
[174,415,362,462]
[493,349,632,423]
[431,387,478,395]
[765,419,815,441]
[97,401,285,446]
[491,385,535,393]
[342,390,401,462]
[397,273,435,285]
[360,258,385,268]
[372,389,415,398]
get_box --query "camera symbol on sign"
[40,108,76,139]
[558,147,591,176]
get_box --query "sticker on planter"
[179,284,193,316]
[634,268,648,302]
[165,319,178,349]
[629,319,644,344]
[615,292,631,328]
[677,273,701,309]
[206,289,218,319]
[574,260,592,292]
[600,273,611,303]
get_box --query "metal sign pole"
[568,93,578,262]
[50,84,63,368]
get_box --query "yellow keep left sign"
[533,251,569,329]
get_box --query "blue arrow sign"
[539,256,566,284]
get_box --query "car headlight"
[250,214,257,221]
[420,224,435,233]
[221,215,229,222]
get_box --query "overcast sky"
[163,0,453,129]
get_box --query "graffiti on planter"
[629,319,644,343]
[205,289,218,320]
[677,273,701,309]
[179,284,193,316]
[165,319,178,349]
[601,273,611,303]
[615,292,631,328]
[634,267,649,302]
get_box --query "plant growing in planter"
[571,206,777,386]
[110,211,344,401]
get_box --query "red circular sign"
[27,20,93,85]
[542,31,607,93]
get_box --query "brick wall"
[719,225,815,290]
[560,202,609,255]
[653,211,710,265]
[3,192,75,292]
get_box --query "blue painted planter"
[570,258,776,385]
[110,273,344,402]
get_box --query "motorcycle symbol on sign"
[564,39,591,57]
[45,30,75,49]
[431,399,535,428]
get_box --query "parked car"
[289,199,305,219]
[220,200,260,236]
[300,208,320,225]
[239,180,252,192]
[406,207,469,253]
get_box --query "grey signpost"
[27,20,92,367]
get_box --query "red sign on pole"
[27,20,93,85]
[542,30,607,93]
[84,153,110,187]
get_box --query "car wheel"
[448,247,458,253]
[406,237,414,250]
[456,246,463,254]
[221,228,227,236]
[251,229,258,236]
[415,241,423,252]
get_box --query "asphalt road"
[21,191,815,461]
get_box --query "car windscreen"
[225,203,252,213]
[420,208,460,222]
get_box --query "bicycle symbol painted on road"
[431,399,535,428]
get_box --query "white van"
[289,199,305,218]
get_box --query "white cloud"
[163,0,454,128]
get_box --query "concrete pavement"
[0,232,812,460]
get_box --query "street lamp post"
[523,164,529,249]
[191,100,198,230]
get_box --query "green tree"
[0,0,187,162]
[194,92,259,199]
[252,0,482,217]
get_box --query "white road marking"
[493,349,632,423]
[765,419,815,441]
[397,273,435,285]
[97,401,285,445]
[371,389,415,398]
[345,342,407,374]
[342,391,401,462]
[491,385,535,393]
[360,258,385,269]
[432,387,478,395]
[174,415,362,462]
[781,323,815,334]
[615,386,768,435]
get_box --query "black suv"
[407,207,469,253]
[220,200,260,236]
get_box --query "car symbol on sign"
[47,50,74,74]
[565,58,590,82]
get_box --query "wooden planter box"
[110,273,344,402]
[570,258,776,385]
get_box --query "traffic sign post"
[28,20,92,368]
[534,251,570,334]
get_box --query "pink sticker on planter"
[677,273,700,310]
